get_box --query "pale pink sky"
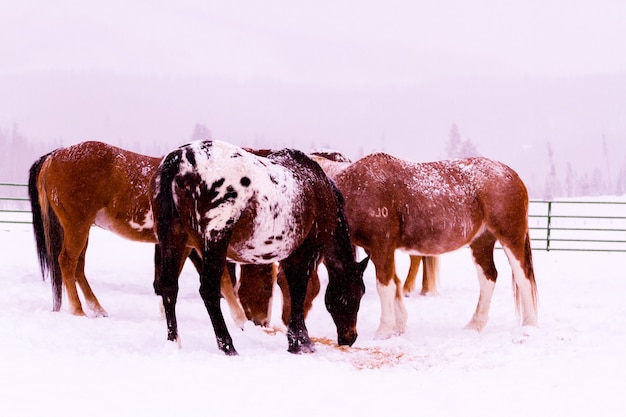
[1,0,626,198]
[2,0,626,86]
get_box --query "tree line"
[2,122,625,199]
[444,124,626,199]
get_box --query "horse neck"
[310,157,351,181]
[322,211,357,276]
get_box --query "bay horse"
[236,150,440,328]
[150,140,368,355]
[320,153,538,339]
[28,141,246,326]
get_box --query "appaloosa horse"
[150,140,368,355]
[28,141,246,326]
[321,153,538,339]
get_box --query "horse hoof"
[288,340,316,354]
[92,309,109,318]
[511,325,537,344]
[373,330,394,340]
[217,339,238,356]
[464,319,487,332]
[223,348,239,356]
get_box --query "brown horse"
[322,153,538,339]
[236,151,439,328]
[236,262,321,327]
[310,151,440,297]
[150,140,368,355]
[28,141,246,326]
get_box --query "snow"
[2,222,626,416]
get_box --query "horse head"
[325,255,368,346]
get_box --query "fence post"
[546,201,552,251]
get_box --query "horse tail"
[422,256,440,295]
[154,150,182,236]
[512,231,538,319]
[28,153,64,311]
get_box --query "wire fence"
[2,182,626,252]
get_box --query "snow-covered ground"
[1,222,625,416]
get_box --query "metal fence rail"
[3,182,626,252]
[528,200,626,252]
[0,183,31,225]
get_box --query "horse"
[309,150,440,297]
[236,150,440,328]
[236,261,321,327]
[318,152,538,339]
[28,141,246,326]
[150,140,368,355]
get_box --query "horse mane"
[309,151,353,181]
[310,149,352,163]
[320,179,359,273]
[243,147,276,158]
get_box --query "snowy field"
[1,222,626,417]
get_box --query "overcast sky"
[2,0,626,86]
[2,0,626,196]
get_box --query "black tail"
[154,149,183,241]
[28,152,63,311]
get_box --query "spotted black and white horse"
[150,140,368,355]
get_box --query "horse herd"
[28,140,539,355]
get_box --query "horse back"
[334,154,529,254]
[156,141,338,264]
[41,141,160,240]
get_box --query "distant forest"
[443,124,626,199]
[2,122,625,200]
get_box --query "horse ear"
[358,256,370,274]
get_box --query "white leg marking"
[503,247,538,328]
[393,283,408,335]
[465,264,495,332]
[158,296,165,320]
[375,280,398,339]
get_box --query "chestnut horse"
[28,141,246,326]
[150,140,368,355]
[310,151,440,297]
[237,150,439,328]
[236,261,322,327]
[321,153,538,339]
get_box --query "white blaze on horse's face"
[179,141,304,263]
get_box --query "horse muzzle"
[338,328,358,347]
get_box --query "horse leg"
[220,267,247,329]
[304,266,321,319]
[372,248,407,339]
[75,241,109,317]
[281,252,318,354]
[156,237,188,347]
[420,256,439,296]
[502,233,539,328]
[57,224,92,316]
[278,261,320,326]
[198,240,237,356]
[466,231,498,332]
[402,255,422,297]
[187,249,247,329]
[277,266,290,326]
